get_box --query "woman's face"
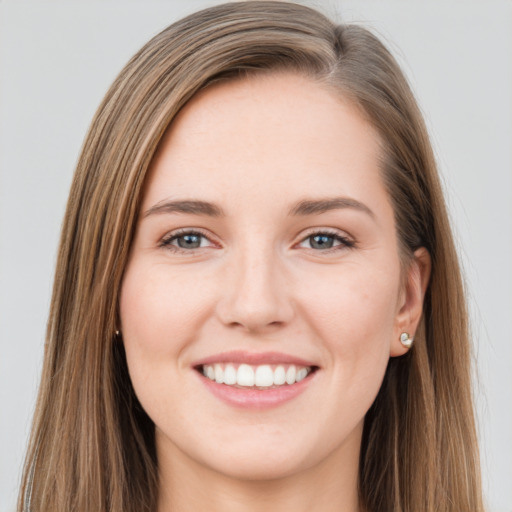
[120,73,422,481]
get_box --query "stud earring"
[115,330,121,337]
[399,332,414,348]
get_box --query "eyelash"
[298,229,355,253]
[159,228,355,255]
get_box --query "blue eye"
[161,230,212,252]
[160,229,354,255]
[174,233,203,249]
[299,231,354,251]
[310,234,336,249]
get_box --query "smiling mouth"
[196,363,318,389]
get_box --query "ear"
[390,247,431,357]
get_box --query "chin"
[205,449,313,482]
[187,427,346,482]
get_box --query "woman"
[18,2,485,511]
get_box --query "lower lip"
[197,371,317,409]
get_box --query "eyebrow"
[143,196,374,219]
[288,197,375,218]
[143,199,224,218]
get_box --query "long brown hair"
[18,2,484,511]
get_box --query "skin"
[120,72,430,512]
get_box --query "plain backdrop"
[1,1,511,511]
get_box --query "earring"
[399,332,414,348]
[115,330,121,337]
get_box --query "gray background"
[1,1,511,511]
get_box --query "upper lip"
[192,350,318,368]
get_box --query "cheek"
[118,261,210,423]
[301,262,400,343]
[119,261,209,360]
[297,259,400,405]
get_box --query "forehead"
[143,72,387,215]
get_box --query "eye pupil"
[310,234,334,249]
[178,234,201,248]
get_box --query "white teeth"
[296,368,308,382]
[214,364,224,384]
[237,364,255,386]
[254,365,274,387]
[285,365,296,385]
[224,364,237,385]
[201,363,313,388]
[274,365,286,385]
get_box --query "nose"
[215,245,295,334]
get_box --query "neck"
[156,430,362,512]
